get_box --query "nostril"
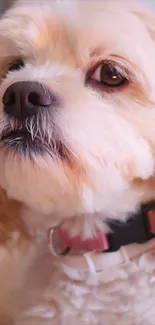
[3,92,16,106]
[28,92,40,106]
[9,92,16,105]
[28,91,52,107]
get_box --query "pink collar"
[57,228,109,251]
[48,227,109,256]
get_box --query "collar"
[48,202,155,256]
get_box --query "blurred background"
[0,0,155,14]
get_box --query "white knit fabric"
[16,239,155,325]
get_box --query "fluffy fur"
[0,0,155,323]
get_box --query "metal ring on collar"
[48,227,70,257]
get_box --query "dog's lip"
[1,128,68,160]
[1,128,30,140]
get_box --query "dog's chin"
[1,128,66,160]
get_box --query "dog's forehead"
[0,0,152,67]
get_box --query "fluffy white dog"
[0,0,155,324]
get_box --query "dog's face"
[0,0,154,234]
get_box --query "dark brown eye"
[7,59,25,73]
[88,61,128,89]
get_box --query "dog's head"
[0,0,154,236]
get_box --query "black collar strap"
[48,202,155,256]
[106,202,155,252]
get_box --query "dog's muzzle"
[0,81,64,157]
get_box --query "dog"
[0,0,155,324]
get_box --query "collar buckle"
[107,203,155,252]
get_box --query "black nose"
[3,81,55,120]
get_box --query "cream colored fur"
[0,0,154,324]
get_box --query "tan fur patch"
[0,188,29,245]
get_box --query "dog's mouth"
[1,127,45,155]
[1,127,67,159]
[2,128,32,142]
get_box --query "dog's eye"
[7,59,25,73]
[87,61,128,89]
